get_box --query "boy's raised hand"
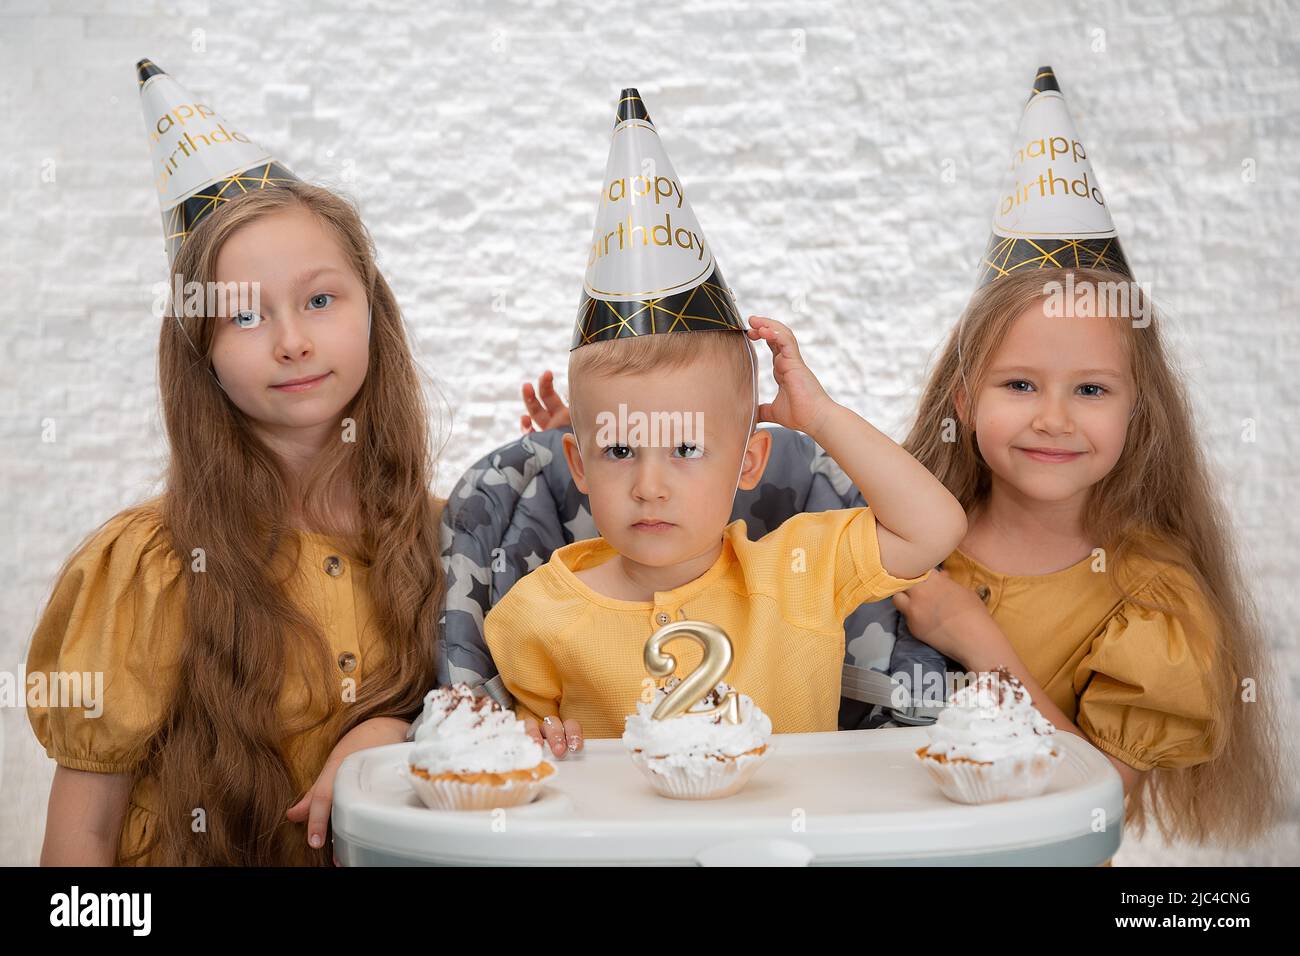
[520,370,571,433]
[523,714,584,759]
[746,316,835,437]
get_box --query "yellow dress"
[25,502,384,865]
[941,547,1223,771]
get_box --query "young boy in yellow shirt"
[484,89,967,758]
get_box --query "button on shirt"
[25,503,382,865]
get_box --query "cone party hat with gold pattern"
[976,66,1131,288]
[137,58,299,263]
[572,88,743,350]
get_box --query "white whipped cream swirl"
[622,679,771,769]
[409,683,546,775]
[924,667,1057,762]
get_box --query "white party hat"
[977,66,1131,287]
[573,88,743,349]
[137,58,299,263]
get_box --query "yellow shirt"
[25,503,381,866]
[484,507,928,738]
[941,547,1223,772]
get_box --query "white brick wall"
[2,0,1296,865]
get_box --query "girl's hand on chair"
[520,370,571,432]
[745,316,835,436]
[287,716,411,853]
[891,569,1011,667]
[523,715,583,759]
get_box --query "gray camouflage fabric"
[427,425,955,736]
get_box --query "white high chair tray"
[331,727,1123,866]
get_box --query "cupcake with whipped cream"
[407,683,555,811]
[622,678,772,800]
[915,666,1063,804]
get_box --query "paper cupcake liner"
[405,766,550,811]
[628,747,769,800]
[915,746,1063,805]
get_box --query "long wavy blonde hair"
[903,267,1287,845]
[122,181,445,864]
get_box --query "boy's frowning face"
[563,357,769,569]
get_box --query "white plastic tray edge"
[332,728,1124,866]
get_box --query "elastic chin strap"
[569,326,759,501]
[733,320,759,499]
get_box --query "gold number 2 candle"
[643,620,741,724]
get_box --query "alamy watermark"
[889,665,1025,710]
[1,670,103,718]
[1042,274,1154,328]
[151,276,262,321]
[594,403,706,449]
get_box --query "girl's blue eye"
[603,444,633,461]
[233,310,263,329]
[308,293,334,310]
[1005,380,1034,392]
[672,442,703,459]
[1078,383,1108,397]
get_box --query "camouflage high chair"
[435,426,953,731]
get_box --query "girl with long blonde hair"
[892,266,1287,844]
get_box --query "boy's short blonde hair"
[567,330,757,434]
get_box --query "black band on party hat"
[615,88,654,126]
[573,269,743,347]
[572,88,743,349]
[1030,65,1061,96]
[975,65,1132,288]
[136,58,165,86]
[979,234,1130,284]
[137,57,300,263]
[160,161,300,263]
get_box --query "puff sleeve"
[1073,566,1222,772]
[25,506,185,774]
